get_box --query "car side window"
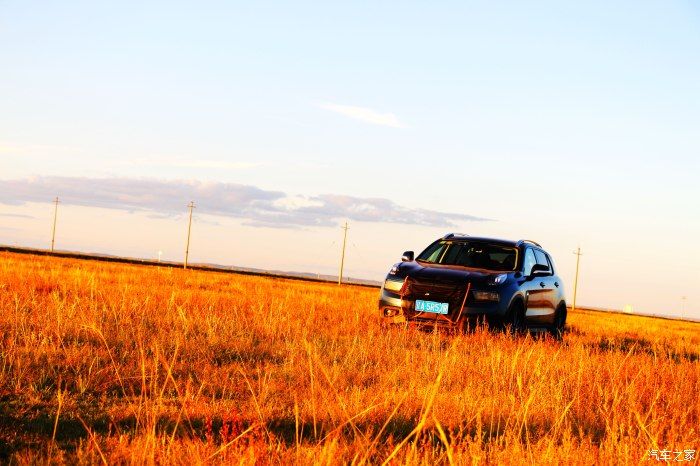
[545,253,556,274]
[523,248,536,276]
[534,249,551,275]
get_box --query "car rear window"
[416,241,518,271]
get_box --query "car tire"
[549,304,567,340]
[503,301,526,335]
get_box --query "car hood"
[393,261,500,286]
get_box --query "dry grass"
[0,252,698,464]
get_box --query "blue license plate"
[415,300,449,314]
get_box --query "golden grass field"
[0,251,698,464]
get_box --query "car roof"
[441,234,517,247]
[440,234,542,249]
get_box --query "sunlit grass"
[0,252,697,464]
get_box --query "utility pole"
[572,247,582,312]
[184,201,195,269]
[338,221,349,285]
[50,197,59,252]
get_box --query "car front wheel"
[503,301,526,335]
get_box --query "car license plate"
[415,300,448,314]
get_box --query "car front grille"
[403,278,469,315]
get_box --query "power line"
[184,201,195,269]
[681,296,687,319]
[350,241,370,271]
[313,240,337,277]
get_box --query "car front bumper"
[378,287,508,325]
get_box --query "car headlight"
[489,273,507,285]
[384,278,404,292]
[473,291,500,301]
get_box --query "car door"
[531,249,557,324]
[519,248,552,325]
[521,248,548,324]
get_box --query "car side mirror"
[401,251,414,262]
[530,263,550,276]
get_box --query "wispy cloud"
[128,157,262,170]
[0,213,35,219]
[0,141,83,156]
[319,103,404,128]
[0,176,489,228]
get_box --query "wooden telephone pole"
[338,221,349,285]
[50,197,59,252]
[572,247,582,312]
[184,201,195,269]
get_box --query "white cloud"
[0,141,86,158]
[319,103,404,128]
[172,160,260,170]
[0,176,489,228]
[0,141,262,171]
[129,157,262,170]
[273,196,324,211]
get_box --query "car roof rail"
[442,232,469,239]
[516,239,542,247]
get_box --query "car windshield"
[416,241,518,271]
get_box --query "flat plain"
[0,252,698,464]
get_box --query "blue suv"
[378,234,567,337]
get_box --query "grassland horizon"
[2,243,696,325]
[0,251,698,464]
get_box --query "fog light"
[384,308,399,317]
[473,291,500,301]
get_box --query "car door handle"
[539,282,545,288]
[554,282,559,287]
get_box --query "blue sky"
[1,1,699,318]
